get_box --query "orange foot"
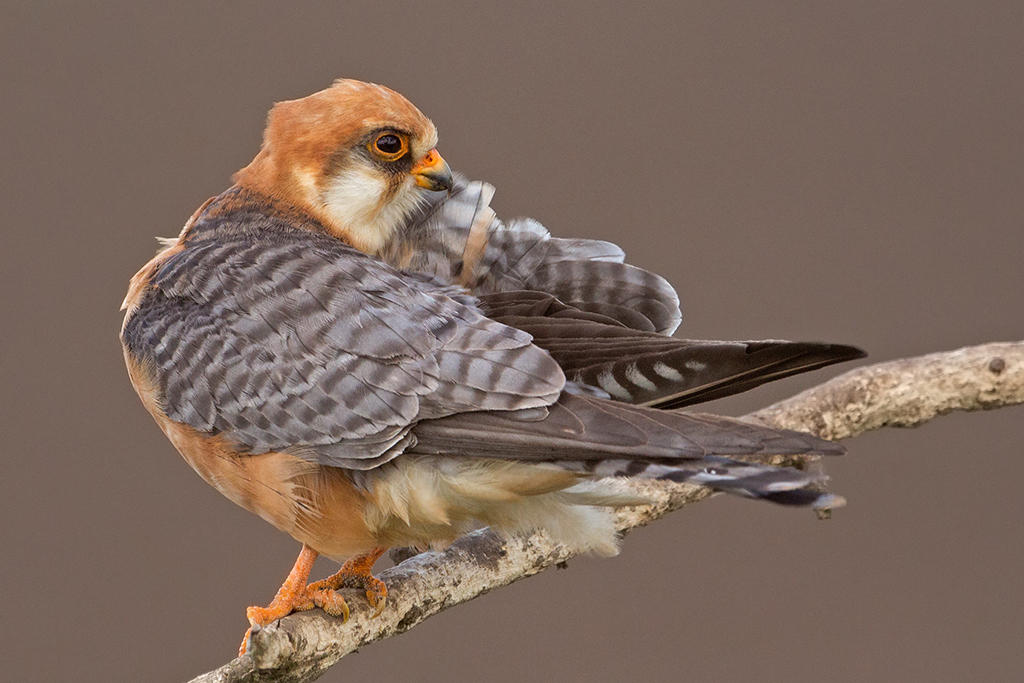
[238,545,388,656]
[307,546,389,618]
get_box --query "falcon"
[120,79,863,655]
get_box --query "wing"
[382,175,864,410]
[381,175,682,334]
[477,290,865,407]
[407,388,846,510]
[121,228,565,469]
[411,392,844,461]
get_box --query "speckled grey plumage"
[122,186,852,502]
[383,175,682,334]
[124,205,563,468]
[477,290,865,408]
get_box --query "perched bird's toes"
[245,603,281,626]
[238,626,254,657]
[239,546,320,656]
[310,587,351,620]
[238,622,265,657]
[239,592,314,655]
[363,576,388,617]
[368,593,387,617]
[239,604,287,655]
[305,547,389,618]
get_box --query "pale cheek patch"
[321,163,426,255]
[321,165,392,252]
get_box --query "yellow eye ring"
[370,131,408,161]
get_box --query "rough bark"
[190,341,1024,683]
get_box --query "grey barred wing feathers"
[120,186,854,509]
[122,226,564,467]
[477,290,866,408]
[384,176,682,334]
[411,392,844,462]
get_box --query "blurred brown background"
[1,2,1022,681]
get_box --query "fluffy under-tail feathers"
[361,451,840,560]
[361,457,631,556]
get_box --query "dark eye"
[376,135,402,153]
[371,132,408,160]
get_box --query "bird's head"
[233,78,452,254]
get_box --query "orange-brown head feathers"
[234,79,451,254]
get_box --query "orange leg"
[239,544,318,655]
[238,545,389,656]
[306,547,389,617]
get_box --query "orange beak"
[411,148,453,191]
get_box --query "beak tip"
[435,170,454,192]
[414,172,453,192]
[412,149,453,192]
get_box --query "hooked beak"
[411,148,453,192]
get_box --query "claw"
[361,574,388,617]
[368,590,387,618]
[236,545,388,656]
[307,546,388,620]
[239,626,254,657]
[310,587,351,621]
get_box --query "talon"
[293,594,316,612]
[236,546,388,655]
[239,627,253,657]
[308,547,389,619]
[311,588,351,621]
[368,589,387,617]
[363,575,388,617]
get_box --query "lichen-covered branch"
[190,341,1024,683]
[746,341,1024,438]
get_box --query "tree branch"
[746,341,1024,437]
[190,341,1024,683]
